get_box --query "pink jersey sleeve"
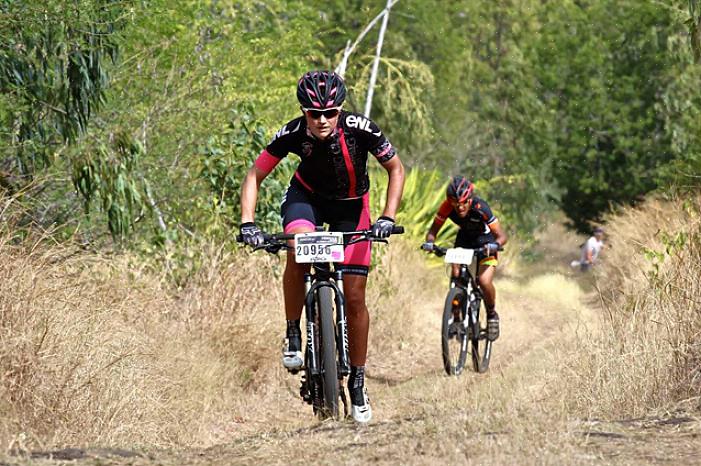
[254,150,282,175]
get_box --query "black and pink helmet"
[446,175,474,203]
[296,71,346,109]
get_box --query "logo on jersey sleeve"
[345,115,381,136]
[270,121,302,143]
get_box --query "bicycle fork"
[303,275,350,377]
[333,271,350,377]
[461,281,481,340]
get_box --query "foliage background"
[1,0,700,273]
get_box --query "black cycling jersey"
[264,110,396,200]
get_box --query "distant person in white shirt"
[578,227,605,272]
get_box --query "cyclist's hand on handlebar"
[421,241,435,252]
[371,216,395,239]
[483,242,500,255]
[239,222,264,248]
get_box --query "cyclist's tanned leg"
[479,262,500,341]
[280,211,315,370]
[343,274,369,366]
[283,251,311,320]
[478,264,496,308]
[280,188,316,321]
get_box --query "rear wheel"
[468,294,492,373]
[318,286,340,419]
[441,288,469,375]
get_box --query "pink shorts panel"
[343,193,372,267]
[284,219,316,234]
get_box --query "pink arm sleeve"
[254,150,282,175]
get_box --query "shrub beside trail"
[566,196,701,418]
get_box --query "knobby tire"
[318,286,340,419]
[441,287,469,375]
[468,294,492,373]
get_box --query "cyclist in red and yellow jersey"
[422,176,507,341]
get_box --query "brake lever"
[264,243,285,254]
[346,236,366,246]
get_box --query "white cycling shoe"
[282,337,303,371]
[350,387,372,423]
[282,351,303,370]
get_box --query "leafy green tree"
[4,0,699,251]
[73,132,144,238]
[532,0,677,232]
[687,0,701,61]
[199,105,294,234]
[656,1,701,191]
[0,0,128,190]
[65,0,322,242]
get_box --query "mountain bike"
[425,245,499,375]
[238,226,403,420]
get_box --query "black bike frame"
[452,262,483,341]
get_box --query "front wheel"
[441,288,469,375]
[468,294,492,373]
[318,286,340,419]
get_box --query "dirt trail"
[15,265,701,465]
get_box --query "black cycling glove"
[371,216,395,239]
[240,222,264,248]
[483,242,500,255]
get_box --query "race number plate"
[444,248,474,265]
[294,232,345,263]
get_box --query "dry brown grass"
[3,197,701,464]
[0,232,446,453]
[366,242,444,373]
[564,195,701,418]
[0,231,295,451]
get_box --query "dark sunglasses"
[449,197,473,207]
[303,107,341,119]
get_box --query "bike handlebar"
[429,244,448,257]
[236,226,405,251]
[423,243,504,257]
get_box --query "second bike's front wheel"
[318,286,340,419]
[468,295,492,373]
[441,288,469,375]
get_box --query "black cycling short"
[281,183,372,276]
[454,234,498,267]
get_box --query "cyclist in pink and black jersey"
[260,108,395,199]
[239,71,405,423]
[422,176,507,341]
